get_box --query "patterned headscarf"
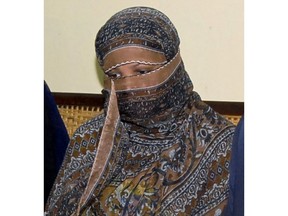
[95,6,180,66]
[45,7,235,216]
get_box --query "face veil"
[96,7,194,125]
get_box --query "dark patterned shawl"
[45,7,235,216]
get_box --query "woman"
[45,6,235,215]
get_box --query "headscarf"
[95,6,179,66]
[45,7,235,216]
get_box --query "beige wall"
[44,0,243,102]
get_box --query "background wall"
[44,0,243,102]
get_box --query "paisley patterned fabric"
[95,6,180,66]
[45,7,235,216]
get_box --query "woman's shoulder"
[71,112,106,139]
[62,113,106,157]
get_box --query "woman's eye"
[138,70,149,74]
[107,72,121,79]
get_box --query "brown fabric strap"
[104,51,182,92]
[76,80,120,215]
[102,46,166,72]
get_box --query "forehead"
[102,46,167,72]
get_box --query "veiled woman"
[45,6,235,216]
